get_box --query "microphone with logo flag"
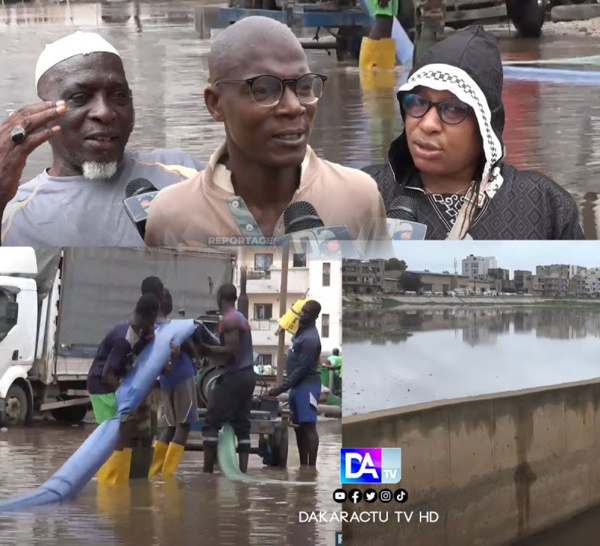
[272,201,359,259]
[123,178,159,239]
[386,195,428,240]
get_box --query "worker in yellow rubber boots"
[149,289,201,478]
[89,295,159,485]
[359,0,397,72]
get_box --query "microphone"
[386,196,428,240]
[272,201,359,258]
[123,178,159,239]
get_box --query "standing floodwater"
[0,419,340,545]
[343,307,600,415]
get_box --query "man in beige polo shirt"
[144,16,388,253]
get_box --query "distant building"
[584,268,600,296]
[236,248,341,367]
[536,264,570,279]
[383,270,404,293]
[514,270,533,293]
[342,260,385,294]
[462,255,497,279]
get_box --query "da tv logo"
[340,448,402,484]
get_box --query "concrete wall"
[342,379,600,546]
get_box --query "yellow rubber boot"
[378,38,397,70]
[96,450,121,485]
[149,440,169,477]
[162,443,185,477]
[113,448,132,484]
[360,69,398,91]
[359,37,379,71]
[97,482,131,515]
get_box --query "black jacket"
[363,26,585,240]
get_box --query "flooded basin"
[343,306,600,416]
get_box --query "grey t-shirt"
[1,148,203,247]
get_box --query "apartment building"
[235,248,342,369]
[342,260,385,294]
[462,255,497,279]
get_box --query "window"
[254,303,273,320]
[321,313,330,338]
[293,253,306,267]
[0,290,17,342]
[323,262,331,287]
[257,354,273,366]
[254,253,273,271]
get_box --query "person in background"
[362,26,584,240]
[267,300,322,467]
[0,31,203,247]
[141,275,165,303]
[198,284,256,474]
[133,274,166,443]
[358,0,397,72]
[149,289,200,477]
[87,294,159,484]
[327,348,342,397]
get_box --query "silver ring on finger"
[11,126,27,145]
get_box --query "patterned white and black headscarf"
[390,25,506,200]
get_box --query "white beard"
[82,161,118,180]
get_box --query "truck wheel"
[268,423,289,468]
[0,383,31,426]
[51,404,89,424]
[506,0,547,38]
[197,366,220,406]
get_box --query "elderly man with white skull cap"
[0,31,203,247]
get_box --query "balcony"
[248,319,281,345]
[246,266,309,295]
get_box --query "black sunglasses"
[400,92,471,125]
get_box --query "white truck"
[0,247,235,427]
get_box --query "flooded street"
[3,2,600,236]
[0,418,341,545]
[343,306,600,415]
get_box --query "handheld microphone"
[386,196,428,240]
[123,178,159,239]
[272,201,359,259]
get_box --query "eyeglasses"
[400,92,471,125]
[214,73,327,107]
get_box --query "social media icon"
[333,489,347,503]
[364,489,377,503]
[379,489,393,503]
[394,488,408,503]
[348,489,363,503]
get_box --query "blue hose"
[0,319,197,513]
[503,65,600,86]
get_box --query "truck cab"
[0,248,39,426]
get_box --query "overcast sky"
[387,241,600,274]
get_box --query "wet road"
[0,418,340,545]
[3,2,600,237]
[343,307,600,415]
